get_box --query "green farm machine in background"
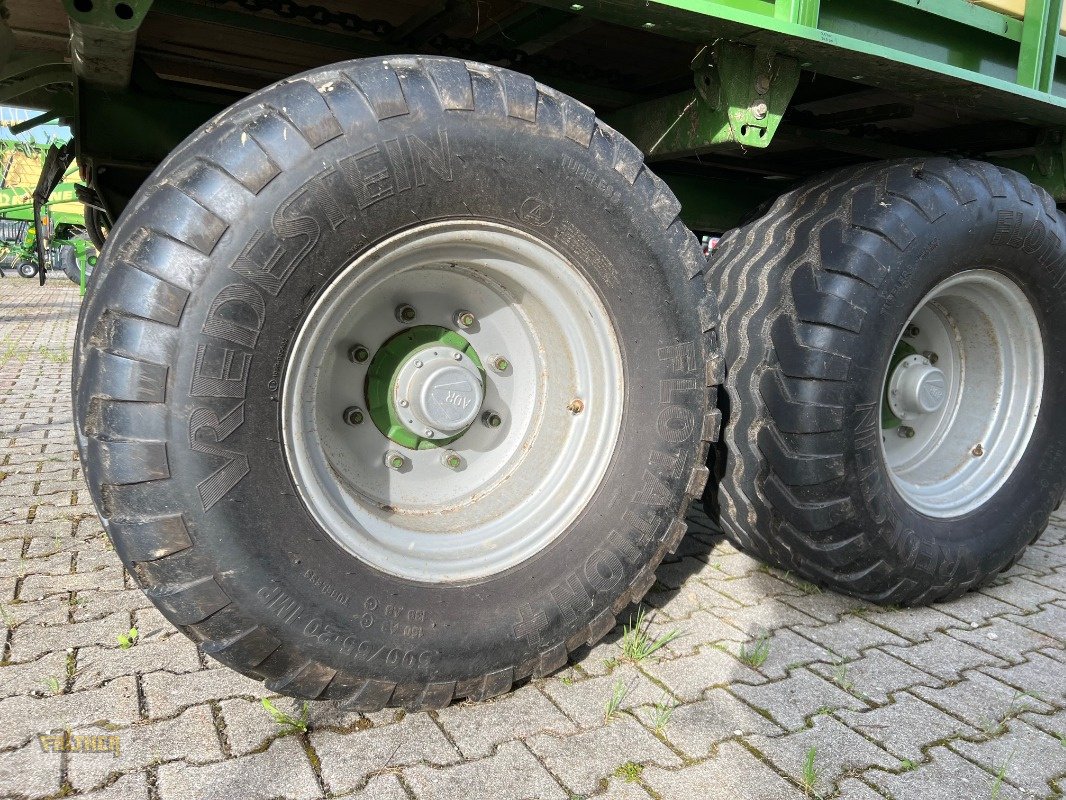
[5,0,1066,712]
[0,138,98,290]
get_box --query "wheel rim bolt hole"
[972,444,984,457]
[904,324,920,338]
[568,398,585,415]
[482,411,503,428]
[923,350,939,365]
[396,303,417,324]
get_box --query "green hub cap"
[365,325,485,449]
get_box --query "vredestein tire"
[73,56,719,709]
[706,157,1066,605]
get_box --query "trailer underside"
[6,0,1066,231]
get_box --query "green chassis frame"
[7,0,1066,231]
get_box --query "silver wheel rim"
[283,221,623,582]
[880,269,1043,518]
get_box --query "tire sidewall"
[83,65,707,683]
[841,188,1066,579]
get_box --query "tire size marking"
[511,340,700,647]
[301,617,436,668]
[186,128,454,512]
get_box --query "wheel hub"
[394,346,484,438]
[888,354,947,419]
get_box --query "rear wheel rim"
[282,220,623,582]
[879,269,1043,518]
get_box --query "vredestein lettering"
[187,131,456,512]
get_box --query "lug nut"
[396,304,417,324]
[482,411,503,428]
[751,101,768,119]
[491,355,510,373]
[441,451,462,470]
[898,426,916,439]
[923,351,939,365]
[343,406,364,426]
[348,344,370,363]
[567,398,585,415]
[424,428,434,438]
[905,325,920,338]
[455,310,476,329]
[972,443,984,457]
[385,451,406,470]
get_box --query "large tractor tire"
[58,240,98,285]
[706,158,1066,605]
[73,57,718,709]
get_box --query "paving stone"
[334,773,410,800]
[311,711,459,794]
[74,636,202,689]
[946,616,1060,663]
[0,740,62,800]
[976,576,1066,614]
[140,665,270,717]
[641,688,784,758]
[649,609,747,658]
[712,571,806,605]
[528,716,681,796]
[714,597,823,635]
[643,644,767,702]
[436,683,575,758]
[731,668,870,730]
[781,589,868,624]
[403,740,566,800]
[0,676,139,749]
[156,736,320,800]
[8,611,129,662]
[218,696,289,756]
[1009,602,1066,641]
[69,704,224,791]
[951,719,1066,795]
[980,650,1066,705]
[642,739,805,799]
[883,631,1010,682]
[866,745,1024,800]
[911,670,1053,730]
[749,714,898,797]
[74,771,151,800]
[747,627,836,680]
[860,606,963,640]
[0,650,68,698]
[808,649,940,705]
[837,693,978,761]
[543,665,682,725]
[794,616,911,661]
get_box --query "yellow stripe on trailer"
[973,0,1066,33]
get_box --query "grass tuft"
[738,633,771,668]
[262,698,310,734]
[619,606,681,663]
[604,679,628,723]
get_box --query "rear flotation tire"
[73,56,719,710]
[705,158,1066,604]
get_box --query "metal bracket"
[62,0,155,90]
[607,42,800,160]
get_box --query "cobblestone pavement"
[1,278,1064,800]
